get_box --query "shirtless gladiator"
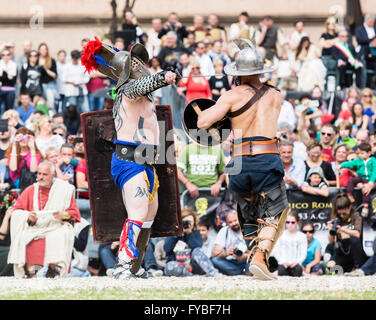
[81,40,178,279]
[197,39,290,280]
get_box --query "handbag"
[19,159,37,192]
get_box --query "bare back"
[228,84,282,140]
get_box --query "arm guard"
[116,71,169,99]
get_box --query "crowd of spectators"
[0,9,375,278]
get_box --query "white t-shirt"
[36,134,65,157]
[214,226,247,260]
[272,230,307,265]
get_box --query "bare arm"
[76,171,88,189]
[297,111,311,147]
[197,91,232,129]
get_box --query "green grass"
[1,287,376,300]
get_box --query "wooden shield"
[81,106,183,243]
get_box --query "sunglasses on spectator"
[362,95,372,98]
[53,132,64,137]
[321,132,332,137]
[286,221,296,225]
[192,67,200,70]
[302,229,314,234]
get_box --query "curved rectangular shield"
[81,106,183,243]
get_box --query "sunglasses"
[192,67,200,70]
[362,95,372,98]
[302,230,314,234]
[53,132,64,137]
[321,132,332,137]
[286,221,296,225]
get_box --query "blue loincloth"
[225,136,284,194]
[111,140,159,203]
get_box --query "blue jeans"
[99,243,117,270]
[67,267,92,277]
[143,238,163,270]
[211,256,248,275]
[88,93,104,112]
[361,254,376,275]
[66,95,89,113]
[42,82,59,113]
[0,89,16,113]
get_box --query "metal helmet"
[224,38,274,76]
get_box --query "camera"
[330,218,341,236]
[233,248,243,257]
[183,220,191,229]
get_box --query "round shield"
[182,98,232,147]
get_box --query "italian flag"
[334,42,356,66]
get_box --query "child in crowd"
[272,211,307,277]
[341,142,376,217]
[336,120,356,149]
[301,166,329,197]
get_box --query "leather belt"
[232,139,280,157]
[115,144,159,166]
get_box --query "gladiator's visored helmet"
[81,38,150,91]
[224,38,274,76]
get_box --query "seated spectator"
[272,211,307,277]
[158,31,189,70]
[301,166,329,197]
[0,202,17,276]
[331,142,350,176]
[340,86,360,112]
[16,92,35,126]
[56,143,75,185]
[304,139,336,185]
[355,128,370,146]
[208,60,230,101]
[341,142,376,217]
[280,140,306,190]
[34,115,65,157]
[336,120,356,149]
[345,236,376,276]
[164,207,220,277]
[45,147,59,166]
[277,122,307,161]
[295,94,323,131]
[288,20,307,53]
[99,241,119,277]
[331,29,363,89]
[176,52,191,77]
[211,210,249,276]
[301,221,324,275]
[52,123,67,141]
[52,113,65,125]
[351,102,369,135]
[67,217,91,277]
[326,193,368,274]
[177,60,212,104]
[277,90,297,130]
[0,48,17,113]
[187,14,206,42]
[361,88,376,129]
[295,36,326,92]
[0,122,11,164]
[8,161,81,278]
[142,237,165,277]
[192,41,215,79]
[5,127,42,191]
[208,40,231,67]
[198,218,217,259]
[176,142,226,198]
[319,124,337,163]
